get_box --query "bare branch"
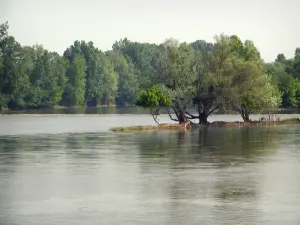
[168,108,179,122]
[208,104,220,115]
[185,111,199,119]
[152,114,160,125]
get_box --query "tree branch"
[208,104,220,115]
[168,108,179,121]
[171,99,182,119]
[152,114,160,125]
[185,111,199,119]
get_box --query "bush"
[136,85,172,108]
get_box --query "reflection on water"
[0,118,300,224]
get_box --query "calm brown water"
[0,114,300,225]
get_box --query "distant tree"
[99,53,118,106]
[78,41,104,106]
[276,53,286,63]
[107,51,139,106]
[281,78,300,108]
[190,40,215,53]
[114,39,162,89]
[61,55,86,106]
[0,23,31,108]
[28,47,67,107]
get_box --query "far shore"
[1,105,119,112]
[1,105,300,114]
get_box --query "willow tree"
[229,60,281,121]
[189,35,281,123]
[136,34,281,124]
[227,36,281,121]
[187,35,237,124]
[157,39,196,123]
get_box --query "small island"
[110,118,300,132]
[111,34,300,132]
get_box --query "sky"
[0,0,299,62]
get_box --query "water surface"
[0,114,300,225]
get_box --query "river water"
[0,113,300,225]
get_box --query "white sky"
[0,0,299,62]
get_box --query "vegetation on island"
[1,21,300,125]
[135,35,282,124]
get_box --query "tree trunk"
[177,108,186,124]
[199,112,209,124]
[196,102,210,125]
[240,108,250,122]
[242,114,250,122]
[169,100,187,124]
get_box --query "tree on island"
[135,34,281,124]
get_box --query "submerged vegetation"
[1,21,300,125]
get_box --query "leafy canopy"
[136,85,172,108]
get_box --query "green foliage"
[229,35,261,62]
[100,55,118,105]
[61,55,86,106]
[281,78,300,108]
[78,41,104,105]
[267,51,300,109]
[0,22,9,40]
[191,40,215,53]
[26,48,67,107]
[136,85,172,108]
[258,74,281,109]
[229,60,277,108]
[161,40,196,89]
[223,35,281,120]
[0,34,31,108]
[114,39,162,88]
[276,54,286,63]
[108,51,139,106]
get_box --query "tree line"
[1,22,300,121]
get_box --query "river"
[0,113,300,224]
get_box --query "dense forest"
[1,21,300,122]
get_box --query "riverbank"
[110,118,300,132]
[1,105,118,111]
[0,105,151,115]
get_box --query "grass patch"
[110,118,300,132]
[110,123,184,132]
